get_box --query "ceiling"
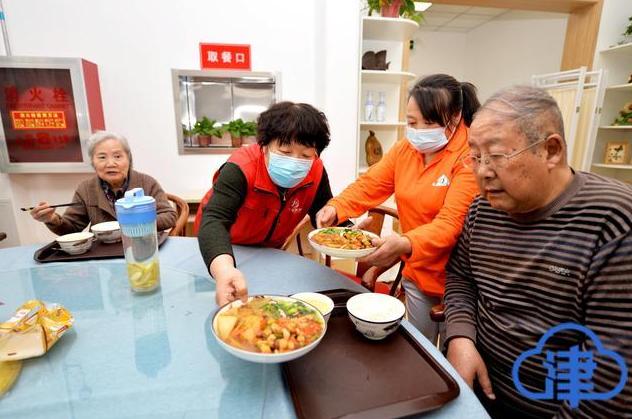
[420,4,508,32]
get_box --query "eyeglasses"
[462,137,548,170]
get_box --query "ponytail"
[460,82,480,127]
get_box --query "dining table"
[0,236,490,418]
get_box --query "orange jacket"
[328,121,478,296]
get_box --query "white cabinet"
[357,17,418,174]
[588,43,632,182]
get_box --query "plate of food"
[211,295,327,363]
[308,227,379,259]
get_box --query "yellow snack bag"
[0,300,74,361]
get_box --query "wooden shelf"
[606,83,632,92]
[600,42,632,55]
[362,16,419,42]
[592,163,632,170]
[361,70,416,84]
[360,121,406,128]
[599,125,632,130]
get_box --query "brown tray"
[33,231,169,263]
[283,289,460,419]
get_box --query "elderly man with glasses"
[444,85,632,418]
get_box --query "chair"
[166,193,189,237]
[430,303,446,322]
[325,206,404,297]
[281,215,313,258]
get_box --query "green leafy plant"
[192,117,215,136]
[182,125,192,137]
[243,121,257,137]
[224,119,255,137]
[366,0,423,23]
[624,16,632,37]
[613,102,632,126]
[208,125,225,138]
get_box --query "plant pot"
[197,135,211,147]
[380,0,402,18]
[212,133,231,146]
[242,135,257,145]
[231,135,242,148]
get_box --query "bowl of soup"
[211,295,327,363]
[346,293,405,340]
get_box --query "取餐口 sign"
[199,43,251,70]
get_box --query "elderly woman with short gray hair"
[30,131,176,234]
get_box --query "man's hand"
[358,233,411,267]
[316,205,337,228]
[210,255,248,306]
[30,201,57,223]
[447,337,496,400]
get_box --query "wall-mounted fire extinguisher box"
[0,56,105,173]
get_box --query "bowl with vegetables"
[212,295,327,363]
[308,227,378,259]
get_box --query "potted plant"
[207,125,226,145]
[192,117,215,147]
[225,119,249,148]
[623,16,632,43]
[241,121,258,145]
[367,0,422,23]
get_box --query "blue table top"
[0,237,489,418]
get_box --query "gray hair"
[476,85,565,145]
[86,131,133,167]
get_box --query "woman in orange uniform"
[317,74,480,341]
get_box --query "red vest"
[193,144,323,248]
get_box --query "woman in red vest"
[197,102,333,306]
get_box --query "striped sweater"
[445,171,632,418]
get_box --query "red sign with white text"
[200,43,251,70]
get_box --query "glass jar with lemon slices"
[116,188,161,293]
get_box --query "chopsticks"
[20,203,82,212]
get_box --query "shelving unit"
[357,16,418,177]
[599,125,632,130]
[587,42,632,183]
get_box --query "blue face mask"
[267,151,314,188]
[406,126,449,154]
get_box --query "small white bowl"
[56,232,95,255]
[308,227,379,259]
[291,292,335,322]
[90,221,121,243]
[346,293,406,340]
[211,295,327,363]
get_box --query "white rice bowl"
[346,293,406,340]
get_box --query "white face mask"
[406,126,448,154]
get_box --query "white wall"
[409,10,568,102]
[409,31,467,82]
[464,10,568,102]
[2,0,360,244]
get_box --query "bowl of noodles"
[308,227,379,259]
[211,295,327,363]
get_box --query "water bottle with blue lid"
[115,187,161,292]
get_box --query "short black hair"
[257,101,331,154]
